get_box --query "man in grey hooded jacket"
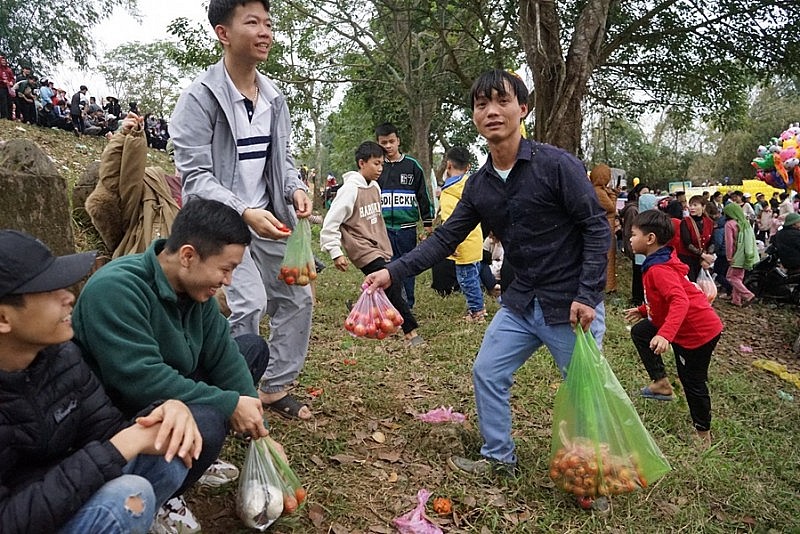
[170,0,313,422]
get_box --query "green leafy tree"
[586,115,698,191]
[0,0,138,71]
[519,0,800,153]
[282,0,520,177]
[98,41,194,117]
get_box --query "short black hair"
[445,147,470,171]
[79,85,87,91]
[664,199,683,219]
[633,209,674,246]
[209,0,270,27]
[0,293,25,308]
[355,141,385,167]
[374,122,398,139]
[165,198,251,258]
[469,69,528,109]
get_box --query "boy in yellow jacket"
[440,147,486,322]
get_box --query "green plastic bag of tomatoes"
[278,218,317,286]
[548,327,671,505]
[344,284,404,339]
[263,438,307,516]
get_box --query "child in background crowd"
[320,141,425,347]
[439,147,487,322]
[723,203,758,307]
[624,210,723,448]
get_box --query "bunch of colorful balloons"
[752,124,800,192]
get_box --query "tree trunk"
[519,0,613,154]
[311,99,324,211]
[408,97,435,192]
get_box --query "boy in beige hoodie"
[321,141,424,347]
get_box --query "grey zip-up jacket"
[170,59,307,228]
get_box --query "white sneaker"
[198,459,239,487]
[149,496,202,534]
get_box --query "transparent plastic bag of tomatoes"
[696,268,717,303]
[548,327,671,499]
[263,438,307,516]
[236,438,283,531]
[343,284,404,339]
[278,218,317,286]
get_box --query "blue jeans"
[479,263,497,293]
[182,334,269,496]
[472,299,605,464]
[455,262,484,313]
[59,455,188,533]
[387,227,418,309]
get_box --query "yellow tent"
[715,179,785,199]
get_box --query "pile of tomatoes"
[344,305,404,339]
[549,436,647,498]
[278,263,317,286]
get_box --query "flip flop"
[264,393,312,420]
[640,386,674,401]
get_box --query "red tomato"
[376,329,387,340]
[353,324,367,337]
[381,318,395,333]
[284,275,296,285]
[366,323,377,337]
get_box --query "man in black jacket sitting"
[775,212,800,274]
[0,230,201,533]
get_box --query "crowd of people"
[2,1,800,533]
[0,56,169,144]
[615,184,799,305]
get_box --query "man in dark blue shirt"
[364,69,609,483]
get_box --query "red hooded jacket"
[636,247,723,349]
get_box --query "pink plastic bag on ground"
[393,489,443,534]
[415,406,466,423]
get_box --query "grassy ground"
[2,121,799,533]
[188,248,800,533]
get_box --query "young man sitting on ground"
[72,198,276,533]
[0,230,200,533]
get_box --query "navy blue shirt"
[388,138,609,325]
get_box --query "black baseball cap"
[0,230,96,298]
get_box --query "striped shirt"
[223,69,275,209]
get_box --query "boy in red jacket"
[624,210,723,447]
